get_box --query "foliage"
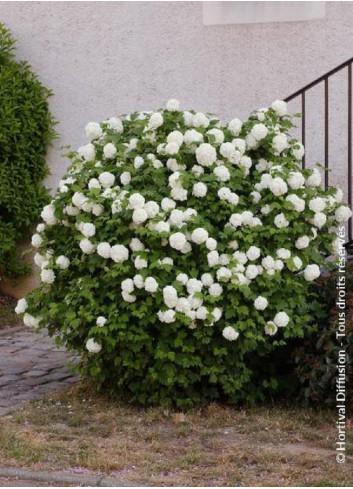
[17,98,352,407]
[292,261,353,406]
[0,23,55,278]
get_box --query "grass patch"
[0,384,352,486]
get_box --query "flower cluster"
[17,99,352,407]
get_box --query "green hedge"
[0,23,55,278]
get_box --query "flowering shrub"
[0,24,55,277]
[16,99,352,407]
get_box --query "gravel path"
[0,327,78,416]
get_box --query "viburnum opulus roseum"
[16,99,352,407]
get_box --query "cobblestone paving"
[0,327,78,416]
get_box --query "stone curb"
[0,467,142,487]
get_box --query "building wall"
[1,1,352,297]
[1,1,352,193]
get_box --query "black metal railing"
[284,56,353,247]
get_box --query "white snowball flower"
[130,238,145,252]
[121,278,135,293]
[274,259,284,271]
[246,246,261,261]
[265,321,278,336]
[335,205,352,223]
[78,143,96,161]
[214,165,230,182]
[245,264,259,280]
[228,118,242,136]
[196,143,217,167]
[129,275,142,290]
[41,269,55,284]
[158,309,176,324]
[169,232,187,251]
[167,130,184,146]
[304,264,321,281]
[334,188,344,203]
[163,286,178,308]
[133,156,144,169]
[191,228,209,244]
[107,117,123,132]
[293,256,303,269]
[134,256,148,270]
[148,112,164,129]
[287,172,305,190]
[261,205,271,215]
[209,283,223,297]
[86,338,102,353]
[111,244,129,263]
[233,251,248,265]
[154,221,171,233]
[254,296,268,311]
[228,192,239,205]
[41,204,56,225]
[15,298,27,315]
[161,198,176,212]
[129,193,145,210]
[229,213,243,228]
[207,128,224,144]
[82,223,96,238]
[218,187,232,201]
[144,201,159,218]
[195,306,208,320]
[99,172,115,188]
[97,242,111,259]
[23,313,40,328]
[88,178,101,190]
[79,238,96,254]
[274,213,289,228]
[272,134,288,153]
[309,197,326,213]
[222,326,239,341]
[187,278,203,294]
[212,307,223,323]
[286,194,305,212]
[165,142,180,155]
[171,187,188,201]
[103,143,117,160]
[271,100,287,117]
[85,122,102,140]
[193,112,209,128]
[306,169,321,187]
[176,273,188,285]
[192,182,207,198]
[31,234,43,248]
[56,255,70,269]
[96,316,107,327]
[120,171,131,185]
[270,177,288,196]
[132,208,148,224]
[206,238,217,251]
[121,291,137,303]
[219,142,235,161]
[92,204,104,217]
[166,99,180,111]
[292,143,305,160]
[312,212,327,229]
[251,191,262,204]
[262,255,275,270]
[184,129,204,145]
[276,248,291,259]
[216,267,232,281]
[251,123,268,141]
[274,312,290,328]
[201,273,214,286]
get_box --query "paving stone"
[0,328,78,415]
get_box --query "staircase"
[284,57,353,251]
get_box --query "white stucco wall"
[0,1,352,195]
